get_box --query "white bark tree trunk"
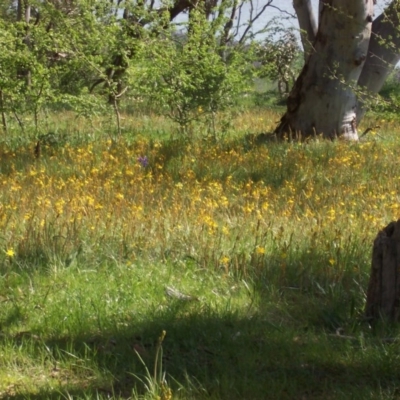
[276,0,374,140]
[356,1,400,123]
[293,0,317,60]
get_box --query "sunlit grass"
[1,109,400,399]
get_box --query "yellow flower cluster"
[0,125,398,271]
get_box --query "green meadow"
[1,109,400,399]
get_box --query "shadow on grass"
[6,305,400,400]
[4,243,400,400]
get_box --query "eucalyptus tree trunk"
[293,0,317,60]
[356,1,400,123]
[276,0,374,140]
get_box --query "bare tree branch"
[221,0,238,45]
[293,0,317,60]
[233,0,245,38]
[269,4,295,19]
[238,0,273,44]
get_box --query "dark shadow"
[5,303,400,400]
[4,234,399,399]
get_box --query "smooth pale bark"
[357,1,400,123]
[276,0,374,140]
[293,0,317,60]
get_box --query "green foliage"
[131,330,174,400]
[0,0,149,134]
[373,67,400,118]
[133,7,255,136]
[0,0,284,138]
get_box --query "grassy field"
[1,108,400,399]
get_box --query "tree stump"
[365,220,400,322]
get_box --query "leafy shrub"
[132,7,255,136]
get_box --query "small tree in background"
[133,6,256,137]
[0,24,61,134]
[255,27,300,98]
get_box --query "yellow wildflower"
[220,256,230,265]
[5,248,15,257]
[256,246,266,255]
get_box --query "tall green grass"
[1,109,400,399]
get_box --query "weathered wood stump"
[366,220,400,322]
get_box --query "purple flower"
[138,155,149,168]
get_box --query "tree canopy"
[0,0,399,139]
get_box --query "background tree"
[256,28,299,98]
[0,0,277,136]
[9,0,400,141]
[133,4,258,136]
[276,0,400,140]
